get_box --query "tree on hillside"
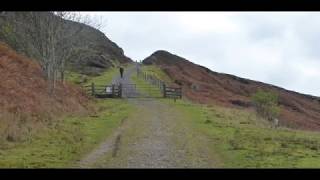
[251,89,280,122]
[28,12,103,92]
[0,12,102,93]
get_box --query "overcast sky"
[83,12,320,97]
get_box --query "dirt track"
[77,65,215,168]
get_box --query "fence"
[136,68,166,91]
[82,65,182,99]
[83,83,121,98]
[136,66,182,99]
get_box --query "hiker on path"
[119,66,124,78]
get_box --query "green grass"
[65,67,119,86]
[163,99,320,168]
[65,68,119,95]
[64,71,88,85]
[141,65,173,84]
[81,63,134,86]
[131,71,162,98]
[84,68,119,86]
[0,99,134,168]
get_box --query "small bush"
[251,90,280,121]
[204,119,212,124]
[229,139,244,150]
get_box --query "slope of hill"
[0,43,90,143]
[0,12,132,75]
[143,50,320,131]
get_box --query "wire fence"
[136,64,182,99]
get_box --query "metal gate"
[84,81,182,99]
[121,83,163,98]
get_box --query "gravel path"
[111,65,140,98]
[78,64,216,168]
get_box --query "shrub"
[251,90,280,121]
[0,23,19,51]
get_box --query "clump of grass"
[204,119,212,124]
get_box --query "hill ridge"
[143,50,320,131]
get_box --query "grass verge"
[163,99,320,168]
[0,99,134,168]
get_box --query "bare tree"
[0,11,102,93]
[22,12,100,93]
[54,12,103,85]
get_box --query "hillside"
[0,12,132,75]
[2,45,320,168]
[143,50,320,131]
[0,43,90,143]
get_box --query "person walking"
[119,66,124,78]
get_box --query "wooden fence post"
[112,84,115,97]
[91,82,95,96]
[163,84,166,98]
[119,83,122,98]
